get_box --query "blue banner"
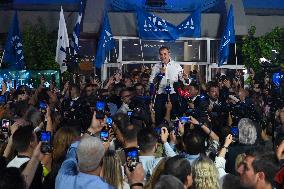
[218,5,235,67]
[14,0,80,4]
[177,9,201,37]
[94,13,115,69]
[3,12,25,69]
[111,0,224,12]
[70,0,84,55]
[136,8,179,41]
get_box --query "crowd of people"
[0,46,284,189]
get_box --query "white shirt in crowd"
[149,60,184,94]
[7,156,30,168]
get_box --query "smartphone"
[39,101,47,114]
[179,117,190,124]
[154,127,163,142]
[231,126,239,141]
[100,130,109,142]
[96,101,105,111]
[106,117,112,128]
[1,119,10,139]
[40,131,52,153]
[0,95,6,105]
[125,147,139,171]
[127,111,133,117]
[96,101,105,119]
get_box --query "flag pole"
[0,50,5,68]
[235,43,237,70]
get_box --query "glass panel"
[121,39,207,62]
[108,39,119,63]
[210,40,219,64]
[122,39,144,61]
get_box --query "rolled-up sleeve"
[214,156,227,179]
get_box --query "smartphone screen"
[127,111,133,117]
[106,117,112,127]
[125,147,139,171]
[39,101,47,113]
[100,131,109,142]
[155,127,162,134]
[40,131,52,153]
[179,117,190,124]
[96,101,105,111]
[231,126,239,141]
[0,95,6,105]
[1,119,10,134]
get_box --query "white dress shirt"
[149,60,184,94]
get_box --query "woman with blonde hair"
[192,155,220,189]
[43,126,79,189]
[102,150,129,189]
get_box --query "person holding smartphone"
[6,126,46,189]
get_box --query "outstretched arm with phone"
[125,163,144,189]
[214,134,233,179]
[161,127,177,157]
[190,117,219,141]
[22,142,45,189]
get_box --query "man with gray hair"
[238,118,257,145]
[226,118,258,174]
[56,136,115,189]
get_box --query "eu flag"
[70,0,84,55]
[94,12,115,69]
[3,12,25,69]
[218,5,235,67]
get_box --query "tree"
[241,26,284,72]
[22,19,59,70]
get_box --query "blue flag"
[218,5,235,66]
[177,9,201,37]
[136,8,179,41]
[94,13,115,69]
[70,0,84,55]
[3,12,25,69]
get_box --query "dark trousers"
[154,93,181,125]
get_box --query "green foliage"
[241,26,284,71]
[22,19,59,70]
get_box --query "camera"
[40,131,52,153]
[125,147,139,171]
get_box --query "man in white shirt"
[149,46,186,124]
[138,127,176,181]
